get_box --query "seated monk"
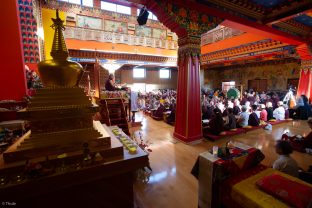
[166,102,176,124]
[105,74,116,91]
[152,103,166,118]
[233,104,241,116]
[224,108,236,130]
[204,108,224,135]
[248,104,260,126]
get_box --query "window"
[222,81,235,92]
[82,0,93,7]
[137,9,158,21]
[116,5,131,15]
[68,0,81,4]
[132,83,146,93]
[101,2,116,12]
[101,1,131,15]
[159,69,170,79]
[133,68,145,78]
[58,0,93,7]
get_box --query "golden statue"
[38,9,83,87]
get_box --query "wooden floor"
[131,112,312,208]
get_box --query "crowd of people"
[202,89,312,135]
[137,89,177,124]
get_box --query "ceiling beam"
[264,6,312,25]
[221,20,304,45]
[125,0,309,45]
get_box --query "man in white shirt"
[273,101,285,120]
[237,105,249,127]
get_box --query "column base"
[173,132,203,144]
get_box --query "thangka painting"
[152,28,166,40]
[136,26,152,37]
[104,20,128,33]
[77,15,102,30]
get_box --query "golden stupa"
[38,9,83,87]
[3,10,123,163]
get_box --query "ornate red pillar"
[0,0,26,100]
[174,36,202,143]
[298,60,312,103]
[297,44,312,103]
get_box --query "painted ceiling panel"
[251,0,288,8]
[294,14,312,27]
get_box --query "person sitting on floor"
[248,104,260,126]
[206,108,225,135]
[284,104,290,119]
[255,105,261,119]
[225,108,236,130]
[152,103,166,119]
[266,101,274,121]
[273,101,286,120]
[233,99,241,116]
[282,118,312,153]
[260,104,268,122]
[237,105,249,128]
[295,95,312,120]
[273,140,299,177]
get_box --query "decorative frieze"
[64,26,178,50]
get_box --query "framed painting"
[152,28,166,40]
[167,30,173,37]
[135,25,152,37]
[77,15,102,30]
[104,20,128,33]
[128,23,135,31]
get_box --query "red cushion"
[256,174,312,208]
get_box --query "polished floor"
[131,112,312,208]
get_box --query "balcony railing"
[64,26,178,50]
[201,26,244,46]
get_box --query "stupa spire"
[50,9,68,60]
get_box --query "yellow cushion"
[220,131,227,135]
[269,119,276,122]
[230,128,237,131]
[243,126,252,129]
[231,168,312,208]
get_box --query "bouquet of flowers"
[134,132,152,154]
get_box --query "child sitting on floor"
[273,140,299,177]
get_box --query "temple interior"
[0,0,312,207]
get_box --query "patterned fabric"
[257,173,312,208]
[231,168,312,208]
[215,148,265,178]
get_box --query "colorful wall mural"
[152,28,166,40]
[104,20,127,33]
[203,62,300,91]
[136,26,152,37]
[77,15,102,30]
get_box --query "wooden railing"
[201,26,244,46]
[64,26,178,50]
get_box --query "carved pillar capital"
[178,36,201,59]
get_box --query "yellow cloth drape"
[231,168,312,208]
